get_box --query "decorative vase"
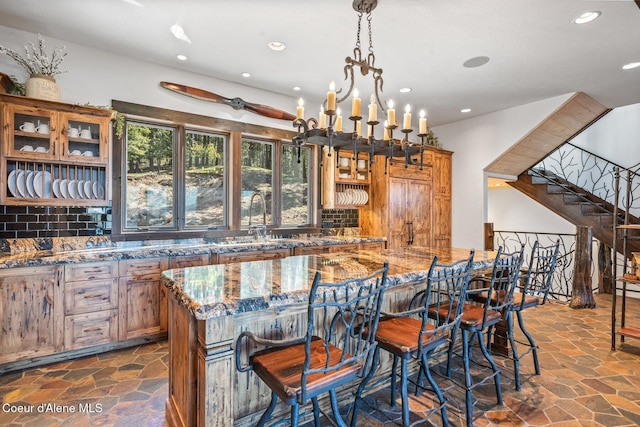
[25,73,60,101]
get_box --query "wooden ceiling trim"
[484,92,609,176]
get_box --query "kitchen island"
[161,246,495,427]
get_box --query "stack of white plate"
[7,169,53,199]
[51,178,104,199]
[335,189,369,206]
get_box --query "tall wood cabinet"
[360,147,452,249]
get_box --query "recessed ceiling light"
[622,62,640,70]
[293,86,301,91]
[461,108,471,113]
[573,11,601,24]
[176,54,187,61]
[399,87,412,93]
[463,56,490,68]
[268,41,286,51]
[170,24,191,44]
[241,72,251,78]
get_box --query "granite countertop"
[162,246,496,320]
[0,235,386,269]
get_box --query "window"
[185,131,226,228]
[282,144,310,225]
[124,122,175,229]
[112,101,317,240]
[241,138,273,226]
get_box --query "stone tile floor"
[1,294,639,426]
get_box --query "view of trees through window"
[185,131,226,227]
[125,123,175,229]
[119,118,313,236]
[241,139,273,226]
[282,145,310,225]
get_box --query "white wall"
[0,25,303,131]
[432,94,573,249]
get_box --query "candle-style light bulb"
[319,104,326,129]
[335,108,343,132]
[383,120,390,141]
[351,88,361,117]
[368,94,377,123]
[327,81,336,111]
[387,100,396,127]
[403,104,412,131]
[296,98,304,120]
[419,109,427,134]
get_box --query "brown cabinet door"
[118,277,167,340]
[0,266,63,364]
[433,195,452,247]
[388,177,409,249]
[434,152,452,196]
[408,179,433,248]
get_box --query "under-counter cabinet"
[0,93,112,206]
[0,265,63,365]
[63,262,119,350]
[118,258,170,340]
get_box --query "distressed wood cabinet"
[0,265,63,365]
[118,258,170,340]
[0,93,112,206]
[360,147,452,249]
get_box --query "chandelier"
[292,0,434,172]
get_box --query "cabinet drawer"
[331,244,359,253]
[64,309,118,350]
[389,163,433,179]
[64,261,118,282]
[170,254,210,269]
[359,242,385,252]
[119,257,169,279]
[217,249,289,264]
[64,278,118,315]
[293,245,332,256]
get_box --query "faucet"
[248,191,268,241]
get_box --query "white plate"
[52,179,61,198]
[93,182,104,199]
[60,179,68,198]
[16,170,26,198]
[25,171,36,198]
[7,170,18,197]
[34,171,53,198]
[84,181,93,199]
[77,180,85,199]
[67,179,77,199]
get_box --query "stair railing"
[533,142,640,219]
[493,230,581,300]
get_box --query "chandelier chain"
[356,12,363,51]
[367,12,374,54]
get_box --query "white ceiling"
[0,0,639,126]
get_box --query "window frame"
[111,100,319,241]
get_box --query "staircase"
[509,167,640,256]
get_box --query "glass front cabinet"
[1,94,112,206]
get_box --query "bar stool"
[448,246,525,427]
[360,251,475,427]
[235,263,389,427]
[507,239,560,388]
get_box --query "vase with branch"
[0,34,67,101]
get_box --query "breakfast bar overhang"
[161,247,495,427]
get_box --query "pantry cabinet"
[0,93,112,206]
[360,146,452,249]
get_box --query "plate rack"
[5,160,107,204]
